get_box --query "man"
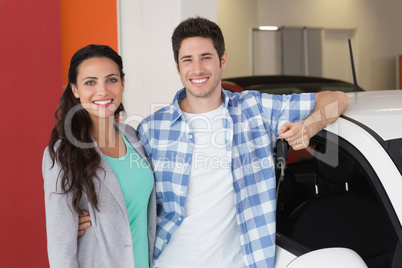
[80,17,350,268]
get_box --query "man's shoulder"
[226,90,315,105]
[225,89,271,108]
[138,105,175,128]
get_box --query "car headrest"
[313,143,360,184]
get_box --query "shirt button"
[189,135,193,139]
[164,239,168,243]
[180,191,184,195]
[178,217,182,221]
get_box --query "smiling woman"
[42,44,156,268]
[71,57,124,122]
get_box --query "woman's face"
[71,57,124,122]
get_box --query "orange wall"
[0,0,62,267]
[60,0,118,88]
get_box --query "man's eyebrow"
[180,52,214,61]
[201,52,213,57]
[180,55,192,61]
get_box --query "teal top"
[105,132,154,268]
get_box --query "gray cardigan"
[43,122,156,268]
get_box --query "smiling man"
[79,17,350,268]
[135,17,350,268]
[175,36,226,114]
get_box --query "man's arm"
[279,91,350,150]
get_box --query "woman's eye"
[85,81,95,86]
[108,78,118,83]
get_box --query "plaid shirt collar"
[169,88,232,125]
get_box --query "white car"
[274,90,402,268]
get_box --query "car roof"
[343,90,402,141]
[223,75,353,87]
[222,75,358,94]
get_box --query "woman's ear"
[71,84,79,98]
[122,77,125,92]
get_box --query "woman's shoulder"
[115,121,143,146]
[114,121,136,135]
[43,139,61,158]
[42,140,63,182]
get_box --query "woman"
[42,44,156,268]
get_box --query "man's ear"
[71,84,79,98]
[220,51,228,70]
[175,60,180,74]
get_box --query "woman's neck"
[91,117,126,158]
[91,117,118,146]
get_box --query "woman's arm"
[42,147,79,267]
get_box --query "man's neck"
[179,89,223,114]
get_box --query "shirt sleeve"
[137,119,152,158]
[42,147,79,267]
[261,93,316,136]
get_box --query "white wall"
[219,0,402,91]
[119,0,218,126]
[119,0,401,122]
[218,0,258,78]
[181,0,217,21]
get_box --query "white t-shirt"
[154,105,244,268]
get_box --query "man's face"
[176,37,227,100]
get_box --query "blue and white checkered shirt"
[137,88,315,268]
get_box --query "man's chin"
[186,87,215,98]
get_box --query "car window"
[276,131,400,268]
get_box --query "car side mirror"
[286,247,367,268]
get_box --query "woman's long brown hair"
[48,44,125,213]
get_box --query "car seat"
[284,143,397,268]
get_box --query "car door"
[274,129,402,268]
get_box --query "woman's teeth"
[93,100,112,105]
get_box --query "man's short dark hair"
[172,17,226,65]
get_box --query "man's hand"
[279,91,350,150]
[78,211,92,237]
[279,121,312,150]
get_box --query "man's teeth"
[93,100,112,105]
[191,78,208,84]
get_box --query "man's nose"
[192,59,204,74]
